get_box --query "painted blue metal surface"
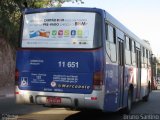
[24,7,105,16]
[103,64,119,111]
[103,64,130,111]
[16,49,104,94]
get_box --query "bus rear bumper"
[15,87,104,110]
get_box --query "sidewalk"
[0,86,14,98]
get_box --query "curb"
[6,94,14,97]
[0,95,5,98]
[0,94,14,99]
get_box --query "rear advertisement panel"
[22,12,96,48]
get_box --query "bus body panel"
[16,49,104,94]
[15,86,105,110]
[103,64,119,111]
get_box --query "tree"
[0,0,83,47]
[157,68,160,75]
[46,0,84,7]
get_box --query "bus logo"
[51,81,56,87]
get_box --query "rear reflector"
[91,97,97,100]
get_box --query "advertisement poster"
[22,12,96,48]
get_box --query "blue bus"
[15,7,152,113]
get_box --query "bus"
[15,7,152,113]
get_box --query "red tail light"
[15,69,19,85]
[15,92,19,95]
[93,71,103,90]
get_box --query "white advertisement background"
[22,12,96,48]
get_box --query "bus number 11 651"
[58,61,79,68]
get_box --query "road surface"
[0,90,160,120]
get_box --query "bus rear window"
[21,12,100,49]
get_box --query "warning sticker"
[21,77,28,86]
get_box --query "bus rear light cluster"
[15,69,19,85]
[93,71,103,90]
[15,92,19,95]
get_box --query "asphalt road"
[0,90,160,120]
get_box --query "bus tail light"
[93,71,103,90]
[15,92,19,95]
[15,69,19,85]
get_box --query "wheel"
[123,90,132,114]
[143,83,150,102]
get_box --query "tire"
[143,83,150,102]
[123,90,132,114]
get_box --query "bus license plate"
[46,97,61,104]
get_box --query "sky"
[63,0,160,55]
